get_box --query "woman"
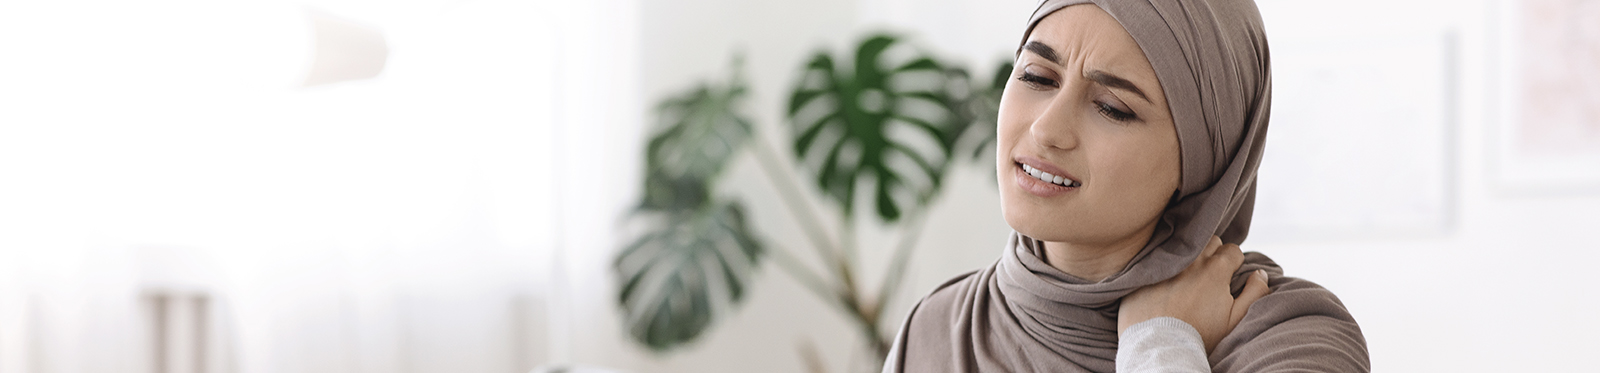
[881,1,1369,372]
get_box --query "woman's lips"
[1013,156,1078,185]
[1013,162,1077,197]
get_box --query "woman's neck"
[1038,223,1158,282]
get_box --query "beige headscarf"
[881,0,1369,371]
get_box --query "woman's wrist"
[1117,317,1210,372]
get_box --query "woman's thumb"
[1229,269,1272,329]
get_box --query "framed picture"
[1493,0,1600,193]
[1251,31,1456,242]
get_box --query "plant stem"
[798,338,829,373]
[748,130,929,368]
[872,207,929,325]
[836,215,860,306]
[768,244,846,310]
[840,213,859,276]
[752,137,886,362]
[751,139,846,282]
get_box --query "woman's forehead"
[1023,5,1155,79]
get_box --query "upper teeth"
[1023,164,1077,187]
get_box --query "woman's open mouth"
[1013,161,1080,198]
[1018,162,1080,187]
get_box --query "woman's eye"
[1096,101,1138,122]
[1017,71,1058,89]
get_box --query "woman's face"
[997,4,1181,247]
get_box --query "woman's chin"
[1001,209,1072,242]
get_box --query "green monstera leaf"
[616,202,763,351]
[788,34,969,222]
[639,78,754,211]
[616,65,764,351]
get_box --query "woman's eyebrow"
[1026,41,1153,104]
[1023,41,1060,64]
[1085,70,1151,104]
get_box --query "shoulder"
[903,268,986,328]
[1238,252,1362,323]
[882,268,988,372]
[1212,252,1371,372]
[896,263,1007,343]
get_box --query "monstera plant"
[616,34,1011,370]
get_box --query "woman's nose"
[1028,95,1081,151]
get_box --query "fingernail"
[1254,269,1267,281]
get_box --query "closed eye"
[1017,71,1057,89]
[1096,101,1137,122]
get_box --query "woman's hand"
[1118,236,1272,353]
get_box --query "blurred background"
[0,0,1596,372]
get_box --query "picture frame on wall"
[1250,29,1457,242]
[1492,0,1600,193]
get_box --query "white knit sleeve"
[1115,317,1211,373]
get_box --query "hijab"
[881,1,1370,371]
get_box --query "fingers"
[1217,243,1243,269]
[1199,236,1243,275]
[1202,235,1224,257]
[1228,269,1272,330]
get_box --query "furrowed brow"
[1086,70,1150,104]
[1023,41,1060,65]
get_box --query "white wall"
[1250,2,1600,371]
[0,0,633,372]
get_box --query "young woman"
[881,1,1369,372]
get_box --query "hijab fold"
[882,1,1369,371]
